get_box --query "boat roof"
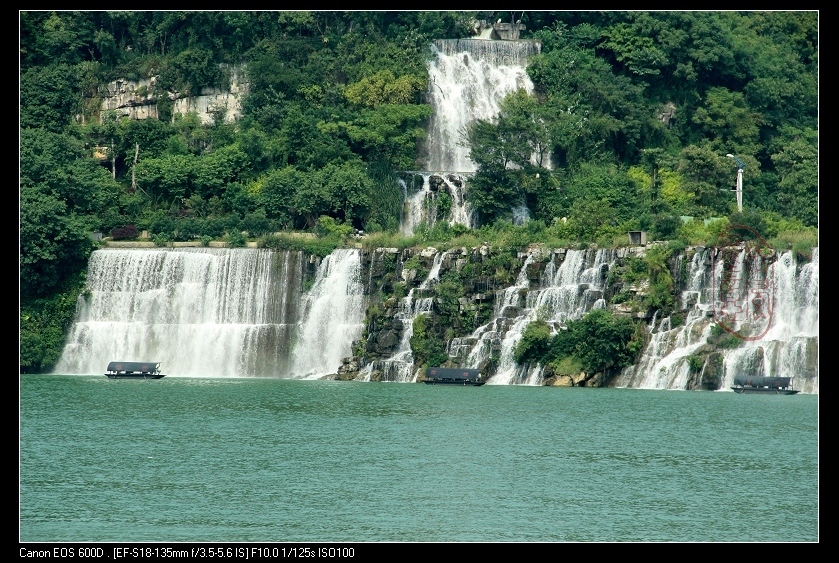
[106,361,161,373]
[733,376,792,387]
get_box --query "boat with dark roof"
[423,367,485,386]
[730,376,798,395]
[105,361,166,379]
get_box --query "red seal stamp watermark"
[711,224,776,341]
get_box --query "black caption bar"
[18,543,362,561]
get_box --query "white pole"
[726,154,744,213]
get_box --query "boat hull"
[423,367,484,386]
[105,361,165,379]
[105,374,166,379]
[731,387,799,395]
[423,380,485,386]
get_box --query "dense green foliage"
[513,309,645,377]
[20,272,87,373]
[20,11,817,372]
[410,314,449,368]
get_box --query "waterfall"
[512,203,531,226]
[56,247,367,380]
[452,248,615,385]
[719,248,819,393]
[614,249,713,390]
[614,247,818,393]
[54,248,303,377]
[399,174,474,235]
[399,177,423,237]
[370,251,445,382]
[400,38,541,233]
[424,39,540,172]
[288,248,366,379]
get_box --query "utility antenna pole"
[726,154,744,213]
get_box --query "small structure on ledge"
[472,19,527,40]
[628,231,648,246]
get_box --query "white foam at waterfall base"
[288,249,365,379]
[54,248,303,378]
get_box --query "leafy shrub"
[513,319,552,364]
[687,355,704,373]
[644,245,675,312]
[260,232,342,258]
[549,356,584,377]
[767,226,818,259]
[365,220,384,233]
[546,309,644,376]
[242,210,273,237]
[707,323,744,349]
[792,239,816,261]
[610,290,632,305]
[651,213,681,240]
[727,210,766,240]
[410,314,448,368]
[20,276,86,373]
[316,215,353,238]
[111,224,139,240]
[225,231,247,248]
[667,239,687,253]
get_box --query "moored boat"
[105,361,166,379]
[731,376,798,395]
[423,367,485,386]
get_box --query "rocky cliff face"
[331,243,818,392]
[337,244,643,383]
[96,63,247,125]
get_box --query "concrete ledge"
[101,240,258,248]
[102,241,157,248]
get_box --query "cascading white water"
[400,38,542,233]
[425,39,540,172]
[399,178,424,237]
[614,248,714,390]
[288,248,366,379]
[371,251,445,382]
[373,289,434,382]
[54,248,303,377]
[527,248,612,324]
[614,247,819,393]
[512,203,531,226]
[453,248,615,385]
[399,174,474,235]
[719,248,819,393]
